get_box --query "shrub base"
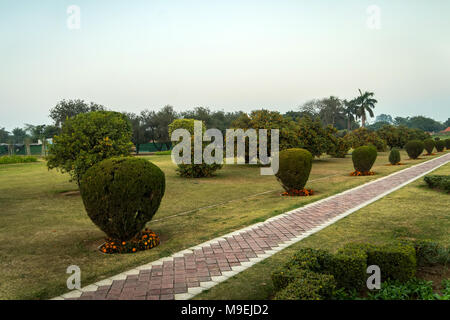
[281,189,314,196]
[350,171,375,176]
[99,229,160,254]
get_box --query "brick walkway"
[54,153,450,300]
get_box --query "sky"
[1,0,449,131]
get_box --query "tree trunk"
[347,118,351,131]
[362,113,366,127]
[136,144,140,154]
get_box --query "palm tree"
[343,99,357,131]
[354,89,377,127]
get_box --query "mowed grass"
[195,163,450,300]
[0,150,448,299]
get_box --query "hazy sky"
[1,0,449,131]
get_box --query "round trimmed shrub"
[388,148,401,165]
[435,140,445,152]
[352,146,377,172]
[405,140,424,159]
[275,148,313,191]
[446,138,450,150]
[423,139,435,154]
[80,157,165,241]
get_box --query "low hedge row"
[423,175,450,192]
[272,241,420,300]
[0,155,38,164]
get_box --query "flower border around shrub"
[99,229,160,254]
[350,171,375,176]
[281,188,315,197]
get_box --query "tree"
[123,112,147,154]
[141,105,178,151]
[46,111,132,185]
[375,114,393,124]
[11,128,27,144]
[319,96,345,127]
[444,118,450,128]
[49,99,106,127]
[0,128,10,143]
[295,116,334,157]
[343,99,358,131]
[354,89,377,127]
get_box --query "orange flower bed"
[99,228,160,254]
[385,163,405,166]
[282,188,314,196]
[350,170,375,176]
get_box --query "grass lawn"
[195,163,450,300]
[0,150,448,299]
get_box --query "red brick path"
[56,153,449,300]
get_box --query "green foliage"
[332,246,368,290]
[275,148,313,191]
[326,126,351,158]
[49,99,106,127]
[367,278,436,300]
[407,239,450,266]
[0,155,38,164]
[351,146,377,172]
[423,175,450,192]
[46,111,133,185]
[169,119,222,178]
[388,148,401,165]
[154,150,172,155]
[435,140,445,152]
[446,139,450,149]
[404,140,424,159]
[423,139,435,154]
[295,117,334,157]
[273,269,336,300]
[367,243,416,282]
[79,157,165,241]
[344,127,387,151]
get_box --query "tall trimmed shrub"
[405,140,424,159]
[388,148,401,165]
[275,148,313,191]
[423,139,435,155]
[435,140,445,152]
[445,138,450,150]
[80,157,165,241]
[351,146,377,172]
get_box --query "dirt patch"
[417,265,450,293]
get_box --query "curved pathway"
[53,153,450,300]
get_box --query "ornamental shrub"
[346,242,417,282]
[80,157,165,241]
[351,146,377,172]
[275,148,313,191]
[423,175,450,192]
[169,119,222,178]
[0,155,38,164]
[435,140,445,152]
[273,269,336,300]
[388,148,401,165]
[330,246,367,291]
[47,111,133,185]
[404,140,424,159]
[423,139,435,154]
[446,138,450,149]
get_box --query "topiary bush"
[388,148,401,165]
[275,148,313,191]
[435,140,445,152]
[273,269,336,300]
[351,146,377,172]
[80,157,165,241]
[331,246,368,291]
[423,139,435,155]
[446,138,450,150]
[405,140,424,159]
